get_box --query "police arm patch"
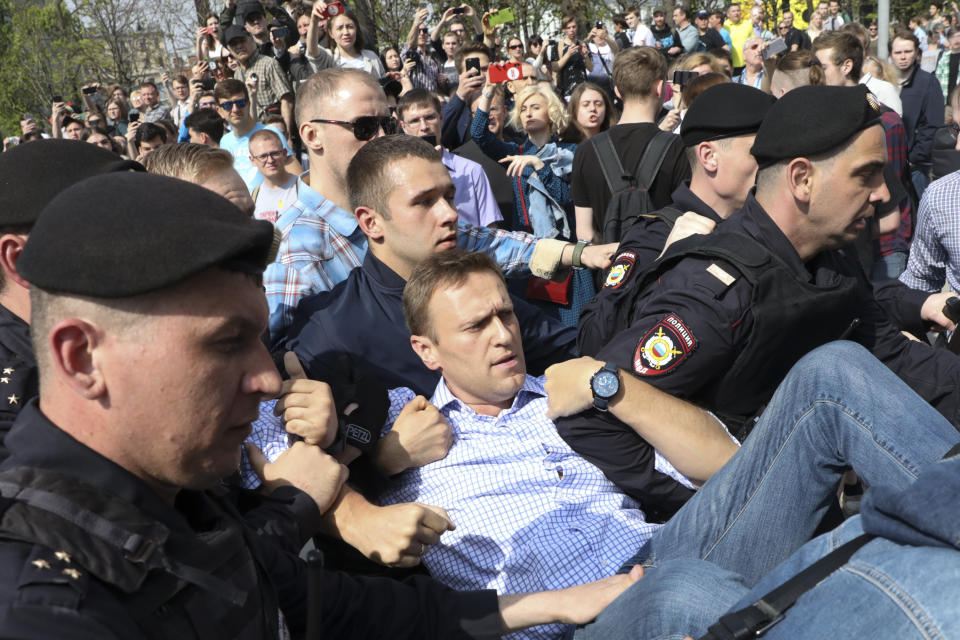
[633,314,698,376]
[604,250,637,289]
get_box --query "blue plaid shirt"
[242,376,691,640]
[900,170,960,294]
[265,172,540,340]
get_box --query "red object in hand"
[488,62,523,84]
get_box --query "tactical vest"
[0,466,282,640]
[608,231,861,440]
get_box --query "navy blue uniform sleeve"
[577,216,673,358]
[442,95,469,150]
[511,293,577,375]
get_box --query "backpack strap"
[698,533,875,640]
[592,131,632,195]
[634,130,677,190]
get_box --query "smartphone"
[488,7,515,26]
[488,61,522,83]
[249,72,258,82]
[943,297,960,323]
[451,6,465,14]
[465,57,481,74]
[272,26,289,40]
[595,21,603,29]
[82,86,97,95]
[208,59,218,71]
[672,70,699,87]
[322,1,344,18]
[52,95,63,103]
[420,134,437,146]
[762,37,787,60]
[129,112,140,123]
[204,26,216,35]
[200,78,216,90]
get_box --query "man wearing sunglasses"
[215,78,300,191]
[265,68,615,342]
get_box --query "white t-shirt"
[633,24,656,47]
[219,123,292,190]
[254,173,298,223]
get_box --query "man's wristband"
[571,239,589,269]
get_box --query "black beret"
[0,139,143,228]
[680,83,776,147]
[18,172,280,298]
[751,85,883,168]
[224,24,250,44]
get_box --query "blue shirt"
[243,375,691,640]
[219,123,292,190]
[900,170,960,295]
[266,173,544,339]
[442,148,502,227]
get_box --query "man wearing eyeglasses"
[215,78,299,191]
[250,128,297,223]
[265,68,614,342]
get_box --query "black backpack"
[592,128,678,243]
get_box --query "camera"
[82,86,97,95]
[404,51,418,61]
[208,59,218,71]
[672,70,698,87]
[271,26,289,40]
[451,6,465,14]
[199,78,216,90]
[321,1,344,18]
[488,61,522,84]
[52,95,63,103]
[595,21,603,29]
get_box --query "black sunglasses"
[309,115,398,140]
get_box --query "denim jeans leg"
[629,341,960,585]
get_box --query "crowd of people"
[3,0,960,639]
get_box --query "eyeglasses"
[219,98,248,111]
[309,115,398,140]
[253,150,286,162]
[508,43,524,49]
[199,101,218,109]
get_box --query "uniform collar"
[670,182,724,224]
[733,194,808,277]
[0,303,34,364]
[1,401,199,532]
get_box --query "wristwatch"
[571,239,589,269]
[589,362,620,411]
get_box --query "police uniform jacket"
[558,195,960,515]
[282,251,577,396]
[0,402,502,639]
[0,303,36,464]
[578,183,723,359]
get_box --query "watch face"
[592,370,619,399]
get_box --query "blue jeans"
[872,251,908,282]
[576,341,960,640]
[911,166,931,201]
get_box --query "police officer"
[0,140,143,462]
[558,85,960,514]
[0,171,640,638]
[578,83,776,358]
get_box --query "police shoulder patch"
[633,314,697,376]
[604,250,637,289]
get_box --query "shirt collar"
[430,375,547,416]
[283,171,359,237]
[670,182,724,224]
[362,251,407,291]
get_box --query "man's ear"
[697,142,718,173]
[299,121,323,154]
[0,234,29,290]
[786,157,815,203]
[355,206,386,240]
[840,58,853,77]
[47,318,107,400]
[410,334,441,371]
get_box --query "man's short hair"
[134,122,167,148]
[838,22,871,51]
[454,41,492,74]
[294,68,383,128]
[403,249,504,340]
[613,46,667,100]
[142,142,235,184]
[346,135,441,217]
[812,31,864,80]
[626,5,640,17]
[675,5,690,20]
[890,26,920,52]
[214,78,249,102]
[397,88,442,121]
[613,14,628,29]
[712,10,725,21]
[261,113,286,130]
[139,80,158,92]
[184,110,226,144]
[249,127,284,148]
[173,75,189,85]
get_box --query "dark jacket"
[0,303,36,464]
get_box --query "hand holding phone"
[321,1,344,18]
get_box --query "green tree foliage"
[0,0,104,136]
